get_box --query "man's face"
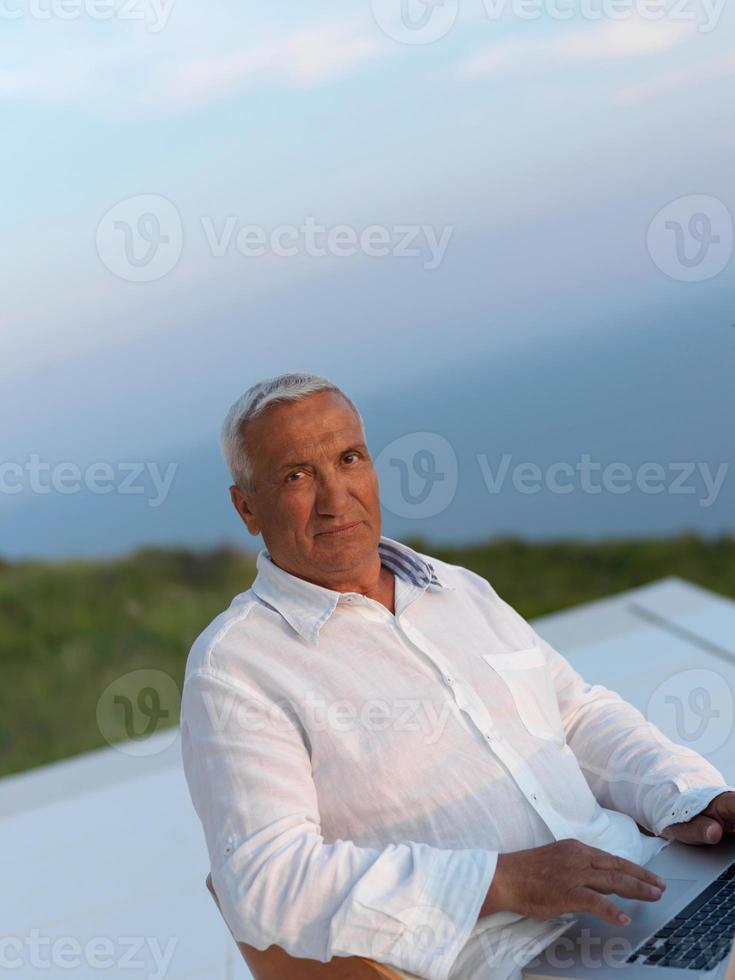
[229,391,382,579]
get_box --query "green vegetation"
[2,533,734,779]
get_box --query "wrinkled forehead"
[248,398,365,473]
[273,424,365,463]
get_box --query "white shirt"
[179,535,731,980]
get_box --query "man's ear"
[229,484,259,535]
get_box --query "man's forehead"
[272,425,364,458]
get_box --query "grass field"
[2,533,734,779]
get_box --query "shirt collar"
[250,534,453,647]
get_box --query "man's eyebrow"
[276,442,368,474]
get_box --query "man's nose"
[314,474,352,514]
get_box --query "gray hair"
[221,372,365,491]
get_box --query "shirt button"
[530,793,538,802]
[445,675,454,685]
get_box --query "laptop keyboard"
[626,862,735,970]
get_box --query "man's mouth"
[315,521,362,536]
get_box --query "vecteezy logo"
[375,432,458,518]
[647,195,733,283]
[115,687,168,739]
[96,668,181,756]
[96,194,183,282]
[646,669,734,757]
[371,0,458,44]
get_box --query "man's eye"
[286,471,304,482]
[344,453,359,463]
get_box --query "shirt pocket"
[481,645,566,745]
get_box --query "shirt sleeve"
[179,668,498,980]
[531,624,732,837]
[472,575,733,838]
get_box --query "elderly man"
[180,372,735,980]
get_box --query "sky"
[2,0,734,557]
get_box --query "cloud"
[614,52,735,103]
[163,22,384,106]
[562,18,693,58]
[0,12,385,116]
[0,43,142,105]
[461,18,692,76]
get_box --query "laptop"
[524,836,735,979]
[725,933,735,980]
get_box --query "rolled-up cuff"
[376,847,499,980]
[651,783,735,837]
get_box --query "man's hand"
[661,791,735,846]
[480,839,666,926]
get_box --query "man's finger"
[706,792,735,830]
[662,815,723,845]
[586,870,664,902]
[588,850,667,889]
[574,887,630,927]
